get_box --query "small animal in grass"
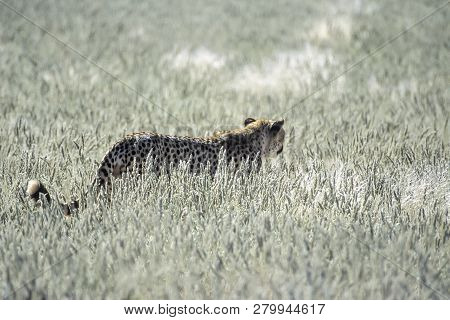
[27,118,286,215]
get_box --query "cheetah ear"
[270,119,285,133]
[244,118,256,126]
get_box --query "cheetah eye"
[270,119,285,133]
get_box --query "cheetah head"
[244,118,285,157]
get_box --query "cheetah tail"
[26,179,79,216]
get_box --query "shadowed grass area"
[0,0,449,299]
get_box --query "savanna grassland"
[0,0,449,299]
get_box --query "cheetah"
[27,118,285,214]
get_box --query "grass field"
[0,0,449,299]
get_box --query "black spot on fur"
[100,168,108,177]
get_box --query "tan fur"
[26,179,41,196]
[27,179,50,203]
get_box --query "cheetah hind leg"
[92,159,141,201]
